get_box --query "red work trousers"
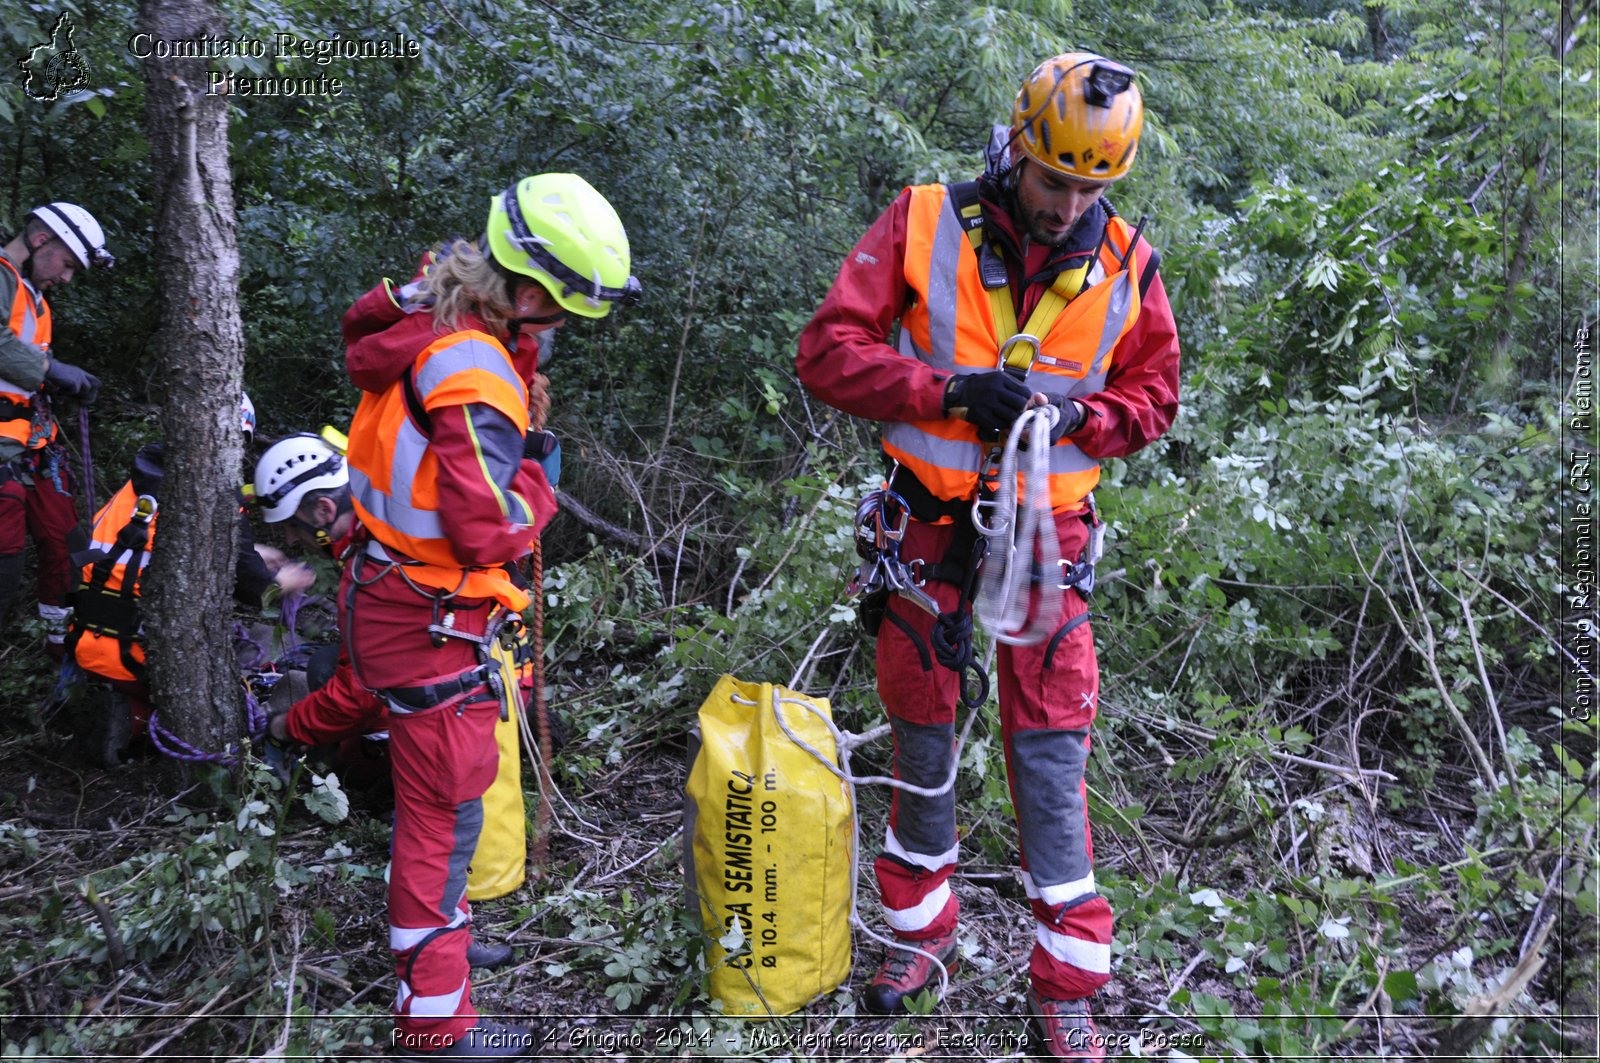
[0,447,80,607]
[872,511,1114,1001]
[284,646,388,746]
[285,646,392,787]
[342,558,503,1050]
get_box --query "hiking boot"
[465,938,514,970]
[1027,989,1106,1060]
[861,930,958,1014]
[394,1019,540,1060]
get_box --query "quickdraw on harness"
[65,492,157,683]
[846,483,939,618]
[846,473,992,709]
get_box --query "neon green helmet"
[485,173,640,319]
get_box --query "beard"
[1024,211,1074,247]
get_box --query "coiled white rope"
[973,404,1063,645]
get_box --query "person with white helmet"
[253,429,526,974]
[797,54,1181,1057]
[334,173,638,1061]
[253,431,383,749]
[0,203,113,647]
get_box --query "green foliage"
[0,758,381,1058]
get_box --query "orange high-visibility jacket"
[346,329,534,611]
[71,483,154,683]
[0,255,54,451]
[881,183,1143,514]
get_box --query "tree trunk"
[1366,4,1390,61]
[1484,0,1589,397]
[139,0,247,778]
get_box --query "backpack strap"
[401,367,433,436]
[67,495,157,679]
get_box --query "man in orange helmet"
[797,53,1181,1058]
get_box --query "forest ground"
[0,598,1590,1061]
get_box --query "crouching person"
[253,431,387,759]
[68,395,311,762]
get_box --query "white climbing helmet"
[253,433,347,523]
[29,202,113,270]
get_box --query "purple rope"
[77,407,96,517]
[233,620,268,670]
[147,686,269,765]
[281,592,305,643]
[146,599,318,765]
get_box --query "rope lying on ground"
[147,595,318,765]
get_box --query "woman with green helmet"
[328,173,638,1061]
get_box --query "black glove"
[44,360,100,405]
[524,429,561,489]
[1017,397,1088,450]
[1047,397,1087,442]
[943,371,1031,435]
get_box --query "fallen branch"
[1457,583,1535,849]
[553,489,698,570]
[82,879,126,970]
[136,983,230,1058]
[1431,916,1553,1058]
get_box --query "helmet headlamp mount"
[1084,62,1135,108]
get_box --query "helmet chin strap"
[15,234,40,286]
[507,309,567,354]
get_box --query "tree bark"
[1366,4,1390,61]
[139,0,247,777]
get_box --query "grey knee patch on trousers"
[1009,728,1092,891]
[890,717,957,859]
[443,797,485,919]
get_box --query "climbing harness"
[846,482,940,619]
[346,540,537,723]
[65,492,158,683]
[846,473,990,708]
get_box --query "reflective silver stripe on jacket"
[414,337,524,400]
[351,417,444,541]
[354,338,523,543]
[8,283,45,349]
[882,420,1096,478]
[882,190,1132,480]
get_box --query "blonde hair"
[425,239,517,336]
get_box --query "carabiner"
[998,333,1042,378]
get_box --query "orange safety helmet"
[1010,52,1143,182]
